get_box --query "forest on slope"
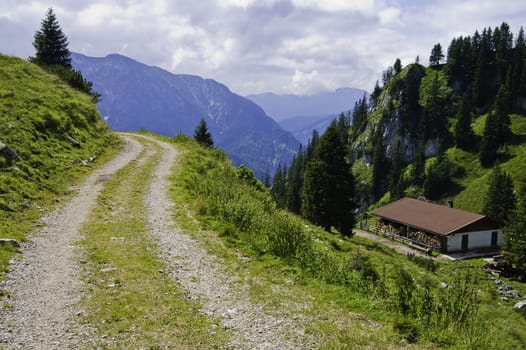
[273,22,526,222]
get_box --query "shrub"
[407,253,438,272]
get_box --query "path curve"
[140,135,316,349]
[0,136,143,349]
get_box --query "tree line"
[271,113,357,237]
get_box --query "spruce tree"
[429,43,444,68]
[271,164,287,208]
[371,125,387,199]
[480,83,511,167]
[193,118,214,147]
[483,166,516,226]
[286,147,304,214]
[388,140,404,200]
[503,183,526,278]
[480,112,499,167]
[31,8,71,68]
[394,58,402,75]
[301,120,355,236]
[454,93,475,150]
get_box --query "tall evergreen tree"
[420,71,450,141]
[271,164,287,208]
[454,93,475,150]
[394,58,402,75]
[503,182,526,279]
[350,95,368,140]
[411,140,426,187]
[302,120,355,236]
[286,147,305,214]
[388,140,404,200]
[193,118,214,147]
[371,125,387,199]
[494,22,513,82]
[480,82,511,166]
[31,8,71,68]
[429,43,444,68]
[370,80,382,108]
[511,27,526,111]
[483,166,516,227]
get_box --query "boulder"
[0,238,20,248]
[0,141,19,161]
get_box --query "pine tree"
[271,164,287,208]
[350,95,368,140]
[371,125,387,199]
[423,154,454,199]
[503,182,526,278]
[301,120,355,236]
[420,71,449,140]
[31,8,71,68]
[411,140,426,187]
[193,118,214,147]
[370,80,382,108]
[394,58,402,75]
[483,166,516,226]
[480,82,511,166]
[429,43,444,68]
[286,147,304,214]
[388,140,404,200]
[454,93,475,150]
[480,112,499,167]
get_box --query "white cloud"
[1,0,526,96]
[285,69,332,95]
[378,7,401,25]
[292,0,376,13]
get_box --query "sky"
[1,1,525,96]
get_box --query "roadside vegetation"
[0,54,118,280]
[170,134,526,348]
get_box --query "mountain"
[349,23,526,213]
[278,114,336,145]
[71,53,299,177]
[246,88,367,121]
[247,88,367,144]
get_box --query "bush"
[407,253,438,272]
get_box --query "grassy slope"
[169,135,526,349]
[353,64,526,214]
[0,54,119,278]
[449,114,526,213]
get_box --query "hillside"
[167,134,526,348]
[0,54,118,273]
[348,23,526,214]
[71,53,299,178]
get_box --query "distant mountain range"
[71,53,300,177]
[247,88,367,144]
[278,115,337,145]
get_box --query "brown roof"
[370,197,487,236]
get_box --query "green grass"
[0,54,119,281]
[168,134,526,349]
[78,137,227,349]
[448,113,526,213]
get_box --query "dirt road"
[0,134,314,349]
[0,136,143,349]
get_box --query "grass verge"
[167,134,526,349]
